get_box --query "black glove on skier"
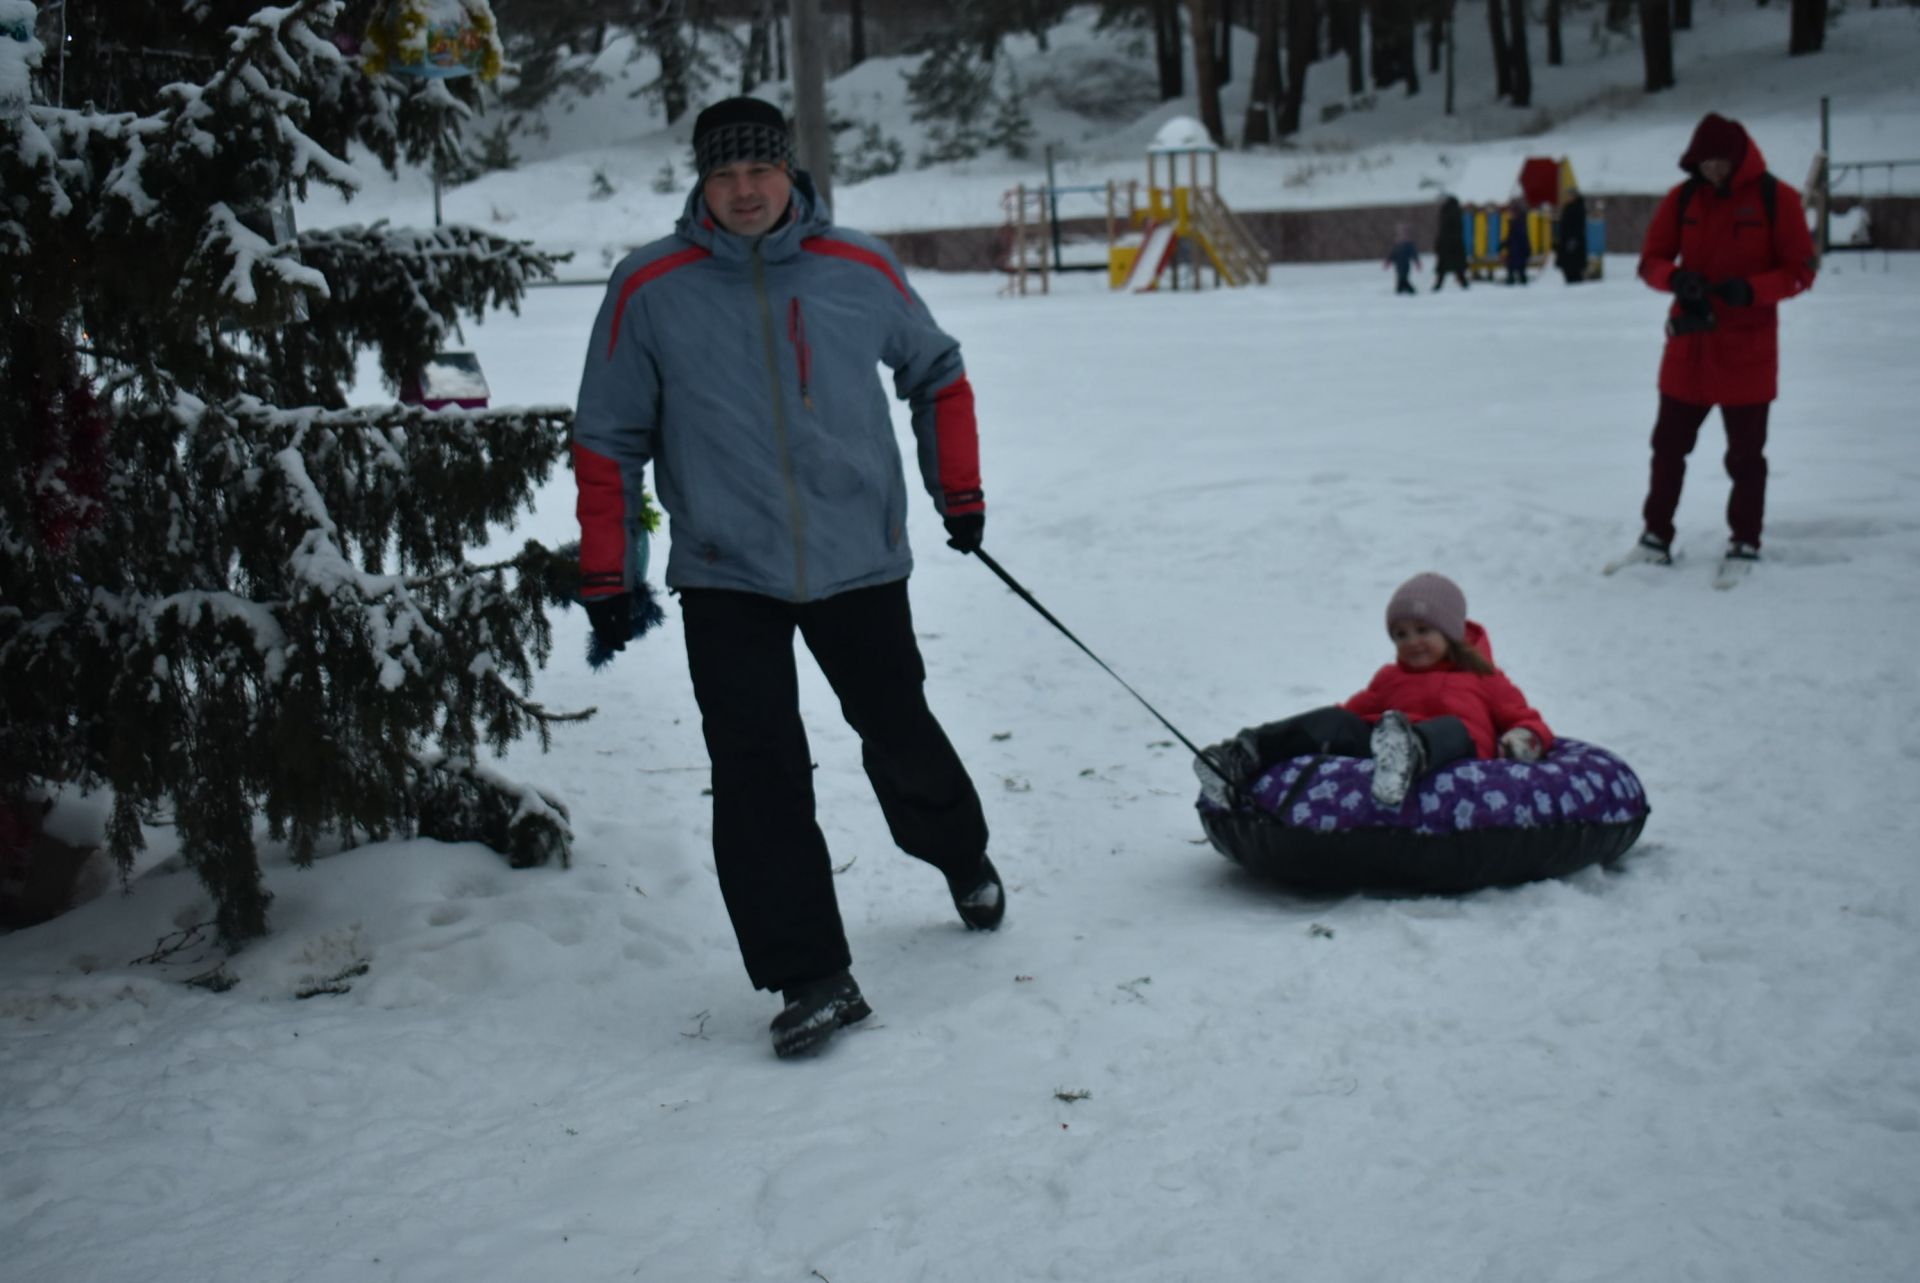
[944,512,985,554]
[1710,277,1755,307]
[583,592,634,655]
[1669,269,1708,302]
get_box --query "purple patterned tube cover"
[1203,738,1648,834]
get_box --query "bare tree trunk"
[743,9,768,91]
[791,0,831,204]
[1486,0,1512,99]
[1605,0,1632,33]
[648,0,693,124]
[1429,7,1445,72]
[1155,0,1185,99]
[1789,0,1827,53]
[1547,0,1564,64]
[1244,0,1283,144]
[849,0,866,65]
[1218,3,1233,86]
[1445,0,1456,113]
[1507,0,1532,106]
[1336,0,1365,94]
[775,2,788,80]
[1640,0,1675,90]
[1672,0,1693,31]
[1189,0,1228,142]
[1281,0,1312,133]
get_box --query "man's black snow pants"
[680,579,989,994]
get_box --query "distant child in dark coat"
[1196,573,1554,808]
[1505,201,1533,285]
[1384,223,1421,295]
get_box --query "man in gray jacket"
[572,97,1002,1058]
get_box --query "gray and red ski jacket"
[572,172,983,603]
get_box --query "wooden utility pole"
[790,0,832,208]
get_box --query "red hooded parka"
[1341,621,1554,760]
[1639,114,1817,406]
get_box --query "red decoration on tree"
[27,354,110,556]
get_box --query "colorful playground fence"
[1465,202,1606,279]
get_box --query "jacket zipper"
[752,243,808,599]
[787,298,813,410]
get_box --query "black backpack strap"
[1759,172,1777,227]
[1674,176,1703,239]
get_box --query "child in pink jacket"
[1197,573,1554,808]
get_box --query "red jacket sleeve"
[1483,672,1554,753]
[1750,182,1818,308]
[1638,186,1685,292]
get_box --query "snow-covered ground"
[293,2,1920,274]
[9,4,1920,1276]
[6,251,1920,1280]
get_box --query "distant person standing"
[1503,200,1532,285]
[1384,223,1421,295]
[1609,112,1817,584]
[1433,194,1470,291]
[1556,187,1589,285]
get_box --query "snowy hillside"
[294,2,1920,273]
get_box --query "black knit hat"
[693,97,794,179]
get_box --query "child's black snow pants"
[1243,706,1473,777]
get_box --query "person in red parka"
[1618,112,1818,573]
[1194,574,1554,809]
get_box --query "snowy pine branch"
[3,3,599,948]
[295,223,568,395]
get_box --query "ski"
[1603,545,1680,576]
[1713,543,1762,590]
[1713,554,1756,590]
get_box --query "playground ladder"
[1189,189,1269,286]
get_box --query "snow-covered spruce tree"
[904,39,996,165]
[0,0,597,947]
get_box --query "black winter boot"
[770,969,872,1059]
[1193,735,1260,808]
[947,855,1006,931]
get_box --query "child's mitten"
[1498,727,1543,763]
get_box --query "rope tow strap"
[970,548,1237,799]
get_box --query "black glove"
[943,512,984,554]
[583,592,634,656]
[1669,269,1708,302]
[1710,277,1754,307]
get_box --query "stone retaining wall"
[877,193,1920,274]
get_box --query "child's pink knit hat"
[1385,573,1467,643]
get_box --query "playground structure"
[1110,121,1268,292]
[998,121,1268,296]
[1462,155,1605,281]
[997,179,1121,296]
[1815,95,1915,268]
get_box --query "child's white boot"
[1369,711,1426,806]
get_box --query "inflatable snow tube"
[1198,738,1648,895]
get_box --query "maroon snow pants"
[1641,394,1772,548]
